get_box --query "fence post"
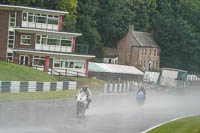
[77,72,79,78]
[58,72,61,81]
[51,67,53,76]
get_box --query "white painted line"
[141,114,199,133]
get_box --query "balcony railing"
[75,44,89,54]
[35,43,89,54]
[35,44,72,53]
[21,17,77,32]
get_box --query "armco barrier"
[104,81,137,93]
[0,81,76,93]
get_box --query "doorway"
[19,55,29,65]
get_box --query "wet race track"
[0,89,200,133]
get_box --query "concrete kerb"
[141,114,199,133]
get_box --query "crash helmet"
[82,86,88,92]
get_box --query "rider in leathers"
[79,87,92,109]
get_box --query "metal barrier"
[0,81,76,93]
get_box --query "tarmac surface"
[0,89,199,133]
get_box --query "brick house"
[0,5,95,77]
[117,25,160,71]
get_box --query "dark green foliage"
[0,0,200,73]
[75,0,101,54]
[152,0,200,73]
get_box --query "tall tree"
[75,0,101,55]
[96,0,135,47]
[152,0,200,73]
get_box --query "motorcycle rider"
[79,86,92,109]
[136,86,146,101]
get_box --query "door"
[19,55,29,65]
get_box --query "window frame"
[21,35,31,45]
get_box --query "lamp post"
[148,60,152,71]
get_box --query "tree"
[152,0,200,73]
[96,0,135,47]
[75,0,101,55]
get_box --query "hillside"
[0,61,56,82]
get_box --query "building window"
[142,48,145,55]
[35,14,47,23]
[74,62,85,69]
[157,49,160,56]
[145,48,147,56]
[7,53,13,62]
[149,48,152,55]
[38,35,72,46]
[54,58,61,67]
[36,34,41,44]
[8,31,15,48]
[28,12,34,22]
[143,60,146,68]
[48,15,59,25]
[61,37,71,46]
[47,35,60,45]
[23,12,27,21]
[21,35,31,45]
[9,13,16,27]
[41,35,47,45]
[154,49,157,56]
[33,56,45,66]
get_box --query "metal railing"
[33,65,90,81]
[75,44,89,54]
[20,19,77,33]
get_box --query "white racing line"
[141,114,199,133]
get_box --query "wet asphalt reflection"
[0,89,199,133]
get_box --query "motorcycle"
[76,92,88,117]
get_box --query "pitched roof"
[89,62,144,75]
[0,4,68,15]
[132,31,159,48]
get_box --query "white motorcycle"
[76,92,88,117]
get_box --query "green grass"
[0,90,77,102]
[0,61,56,82]
[60,76,106,94]
[148,115,200,133]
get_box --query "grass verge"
[0,61,56,82]
[0,90,77,102]
[148,115,200,133]
[59,76,106,94]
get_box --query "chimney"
[129,24,134,32]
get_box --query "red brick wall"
[138,47,160,71]
[0,10,10,60]
[117,31,140,66]
[0,10,22,61]
[16,11,22,27]
[15,32,36,49]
